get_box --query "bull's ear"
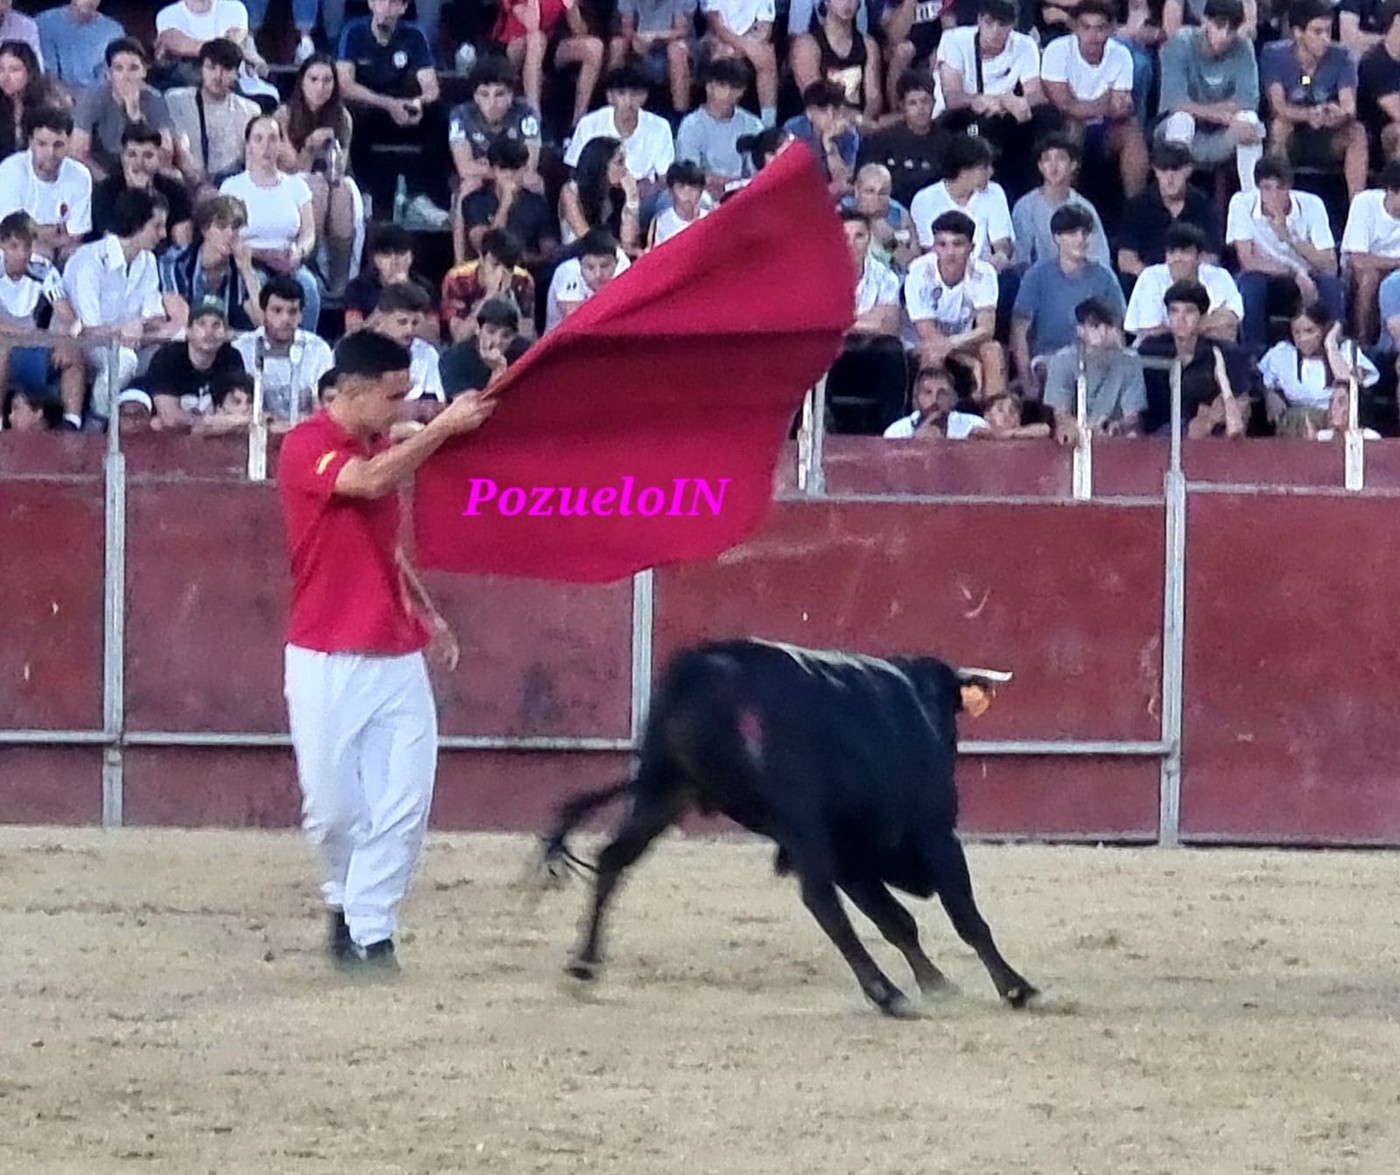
[955,668,1011,718]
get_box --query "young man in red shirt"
[277,329,497,971]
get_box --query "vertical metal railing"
[1157,359,1187,846]
[1071,347,1093,501]
[629,569,654,763]
[100,339,126,828]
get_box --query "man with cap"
[140,294,245,430]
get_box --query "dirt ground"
[1,827,1398,1175]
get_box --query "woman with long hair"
[1259,304,1378,436]
[558,135,639,253]
[275,53,357,297]
[0,41,64,157]
[219,115,320,330]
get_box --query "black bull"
[537,639,1039,1018]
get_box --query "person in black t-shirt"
[457,137,558,266]
[1359,1,1400,166]
[439,296,529,400]
[141,297,246,430]
[335,0,452,227]
[856,69,949,208]
[91,122,194,249]
[342,222,439,339]
[1115,140,1223,281]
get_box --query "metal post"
[101,339,125,828]
[1344,341,1364,492]
[796,377,827,496]
[1158,357,1187,846]
[248,340,268,482]
[629,568,655,750]
[1071,346,1092,500]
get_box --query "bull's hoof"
[1003,982,1040,1009]
[565,958,599,982]
[877,992,920,1020]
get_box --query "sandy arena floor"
[1,826,1398,1175]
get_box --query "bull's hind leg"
[840,880,954,997]
[931,834,1038,1008]
[566,792,680,982]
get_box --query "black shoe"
[328,910,354,964]
[359,939,398,971]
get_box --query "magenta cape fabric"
[412,145,854,584]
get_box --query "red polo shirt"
[277,412,431,655]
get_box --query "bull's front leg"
[797,874,918,1019]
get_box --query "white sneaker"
[294,35,316,64]
[404,194,452,230]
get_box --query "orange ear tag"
[961,684,992,718]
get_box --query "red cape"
[412,144,855,584]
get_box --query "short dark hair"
[895,69,937,102]
[334,329,411,378]
[1254,154,1293,186]
[578,227,620,259]
[1036,132,1081,165]
[121,121,163,150]
[467,56,518,93]
[375,280,432,316]
[603,64,649,94]
[109,188,158,238]
[801,80,849,111]
[211,370,254,409]
[978,0,1018,23]
[840,207,871,228]
[105,36,148,67]
[0,210,37,244]
[1050,204,1095,237]
[260,274,305,310]
[1163,279,1211,314]
[1151,141,1194,172]
[943,133,995,177]
[486,136,530,171]
[317,367,339,400]
[1202,0,1246,26]
[666,160,706,188]
[480,227,523,269]
[930,210,977,241]
[23,106,73,139]
[478,296,520,331]
[199,37,243,69]
[1287,0,1332,29]
[1075,0,1116,19]
[1163,222,1210,254]
[367,222,413,257]
[704,57,750,90]
[1075,297,1119,327]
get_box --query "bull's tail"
[536,781,631,881]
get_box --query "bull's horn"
[956,667,1013,684]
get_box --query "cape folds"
[411,144,855,584]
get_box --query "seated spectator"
[702,0,779,128]
[1137,277,1254,435]
[152,0,267,92]
[1117,0,1162,126]
[1010,133,1111,269]
[675,58,764,202]
[219,115,319,331]
[62,188,173,426]
[3,384,62,431]
[1012,204,1125,396]
[1124,222,1242,341]
[827,207,906,432]
[1227,155,1344,353]
[1043,295,1147,442]
[0,41,67,160]
[448,58,544,201]
[609,0,699,114]
[0,108,93,265]
[1342,160,1400,345]
[648,161,709,248]
[975,391,1052,438]
[37,0,126,97]
[159,193,262,332]
[1314,382,1383,440]
[1260,306,1378,434]
[92,122,194,249]
[115,386,157,435]
[1261,0,1367,201]
[842,163,916,272]
[566,66,676,213]
[271,52,356,298]
[336,0,451,229]
[936,0,1057,200]
[1358,1,1400,170]
[1162,0,1258,39]
[0,210,85,428]
[231,274,334,421]
[71,40,176,186]
[790,0,883,129]
[1154,0,1264,194]
[168,38,259,194]
[141,295,245,428]
[879,0,955,116]
[439,298,526,400]
[492,0,604,133]
[458,137,558,266]
[0,0,41,63]
[782,80,860,198]
[904,209,1007,399]
[560,136,641,253]
[545,228,629,331]
[188,367,255,434]
[856,69,948,210]
[440,296,529,399]
[370,281,443,401]
[1115,140,1223,279]
[883,363,992,438]
[1040,1,1148,198]
[909,133,1014,273]
[441,227,538,343]
[344,222,437,335]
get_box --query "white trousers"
[284,645,438,947]
[1158,111,1264,194]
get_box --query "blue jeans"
[1378,269,1400,350]
[1116,37,1155,126]
[245,0,320,30]
[1238,270,1346,353]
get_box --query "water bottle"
[393,176,408,224]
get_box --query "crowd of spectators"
[0,0,1399,445]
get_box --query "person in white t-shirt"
[883,362,991,438]
[1040,1,1149,199]
[231,273,334,421]
[909,133,1014,269]
[1341,161,1400,346]
[370,281,444,403]
[545,228,631,331]
[647,161,709,248]
[936,0,1052,197]
[1227,155,1344,352]
[565,65,676,210]
[903,208,1006,399]
[829,207,906,431]
[1259,306,1377,434]
[220,114,320,331]
[153,0,267,90]
[1313,382,1381,441]
[1124,222,1243,342]
[0,108,93,266]
[702,0,779,128]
